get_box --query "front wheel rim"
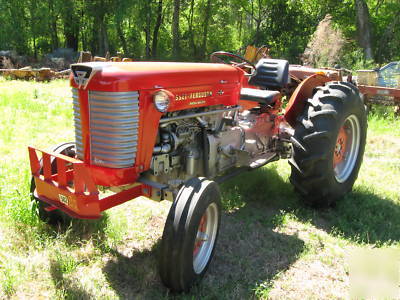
[333,114,361,183]
[193,202,219,274]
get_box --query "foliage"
[303,15,346,67]
[0,0,399,65]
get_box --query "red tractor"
[29,52,367,292]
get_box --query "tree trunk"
[254,0,262,44]
[152,0,163,59]
[103,20,109,55]
[355,0,373,60]
[116,20,128,55]
[62,0,79,51]
[80,8,87,51]
[172,0,180,59]
[28,0,38,59]
[254,20,261,44]
[144,1,152,59]
[32,34,37,60]
[97,16,109,56]
[48,0,59,50]
[250,0,254,29]
[97,20,104,55]
[238,11,243,42]
[201,0,212,59]
[188,0,197,58]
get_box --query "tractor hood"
[70,61,242,91]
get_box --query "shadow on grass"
[42,163,400,298]
[224,163,400,245]
[49,258,92,300]
[102,243,165,299]
[101,166,306,299]
[101,216,305,299]
[201,205,305,299]
[300,188,400,245]
[38,212,110,247]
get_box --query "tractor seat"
[240,88,280,105]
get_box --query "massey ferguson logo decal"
[74,70,88,87]
[175,91,213,101]
[71,64,95,89]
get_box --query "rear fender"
[284,74,331,128]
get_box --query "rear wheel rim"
[193,202,219,274]
[333,114,361,183]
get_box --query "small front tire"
[159,177,221,292]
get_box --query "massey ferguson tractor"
[28,52,367,292]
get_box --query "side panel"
[135,91,163,171]
[77,89,91,163]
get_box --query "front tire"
[289,82,367,207]
[159,177,221,292]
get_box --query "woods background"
[0,0,399,67]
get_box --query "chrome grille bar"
[72,88,84,159]
[88,91,139,168]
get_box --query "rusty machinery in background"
[246,45,400,114]
[356,62,400,114]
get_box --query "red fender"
[284,74,332,128]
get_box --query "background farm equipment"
[355,62,400,113]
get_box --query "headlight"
[153,90,171,113]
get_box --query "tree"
[355,0,373,60]
[172,0,180,59]
[48,0,60,50]
[1,0,399,65]
[61,0,80,51]
[152,0,163,59]
[200,0,212,58]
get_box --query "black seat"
[249,59,289,89]
[240,88,280,105]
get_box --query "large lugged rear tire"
[289,82,367,207]
[159,177,221,292]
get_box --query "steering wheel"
[210,51,257,77]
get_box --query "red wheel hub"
[193,214,208,256]
[333,126,348,167]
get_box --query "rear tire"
[159,177,221,292]
[30,142,76,224]
[289,82,367,207]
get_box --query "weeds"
[1,266,17,296]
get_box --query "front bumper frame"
[28,147,151,219]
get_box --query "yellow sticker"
[58,194,69,205]
[175,91,212,101]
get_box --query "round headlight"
[153,90,171,113]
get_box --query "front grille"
[72,88,84,159]
[88,91,139,168]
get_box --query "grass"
[0,77,399,299]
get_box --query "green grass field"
[0,78,399,299]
